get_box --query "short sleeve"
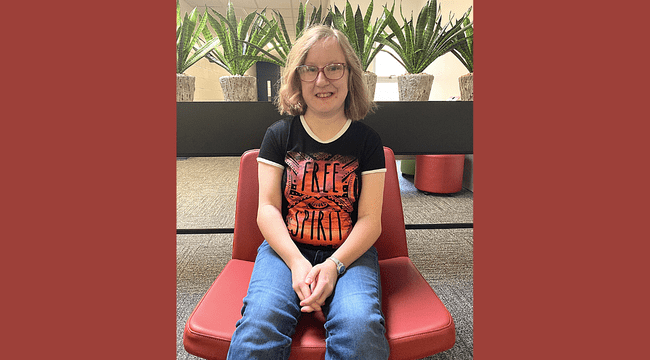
[258,118,291,169]
[360,124,386,175]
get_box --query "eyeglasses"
[296,63,347,82]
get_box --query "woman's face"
[300,37,348,120]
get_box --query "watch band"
[327,256,346,275]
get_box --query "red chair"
[183,147,456,360]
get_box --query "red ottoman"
[414,155,465,194]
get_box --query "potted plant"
[330,0,395,100]
[378,0,472,101]
[202,2,279,101]
[176,0,220,102]
[225,2,331,101]
[249,2,332,68]
[451,16,473,101]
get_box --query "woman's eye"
[305,67,317,73]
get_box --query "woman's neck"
[302,113,349,143]
[303,110,347,125]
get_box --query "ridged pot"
[397,73,434,101]
[177,73,195,102]
[219,75,257,101]
[459,73,473,101]
[363,71,377,101]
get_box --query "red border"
[8,0,647,358]
[6,1,176,358]
[474,1,646,359]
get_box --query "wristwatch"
[327,256,346,276]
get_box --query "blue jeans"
[227,240,390,360]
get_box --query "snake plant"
[248,2,332,68]
[377,0,473,74]
[201,2,279,75]
[451,17,473,73]
[330,0,395,72]
[176,0,220,74]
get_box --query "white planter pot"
[177,73,195,102]
[397,73,434,101]
[363,71,377,101]
[459,72,473,101]
[219,75,257,101]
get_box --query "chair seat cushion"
[183,260,252,359]
[380,257,456,360]
[183,257,455,360]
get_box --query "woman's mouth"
[316,92,333,98]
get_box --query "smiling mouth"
[316,92,333,98]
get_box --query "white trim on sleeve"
[257,157,285,169]
[361,168,387,175]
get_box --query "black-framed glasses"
[296,63,347,82]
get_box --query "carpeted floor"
[176,157,473,359]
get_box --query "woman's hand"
[290,257,315,308]
[299,259,338,313]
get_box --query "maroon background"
[5,0,647,359]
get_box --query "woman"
[227,25,390,360]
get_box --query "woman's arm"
[300,171,386,311]
[257,162,314,306]
[330,171,386,266]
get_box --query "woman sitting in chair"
[227,25,389,360]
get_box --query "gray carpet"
[177,157,473,359]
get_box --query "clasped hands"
[291,257,339,313]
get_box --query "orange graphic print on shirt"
[284,151,359,247]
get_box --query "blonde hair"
[275,25,374,120]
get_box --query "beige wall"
[179,0,472,101]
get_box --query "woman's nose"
[314,69,330,85]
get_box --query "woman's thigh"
[328,246,383,308]
[228,241,303,359]
[323,247,389,359]
[240,241,301,325]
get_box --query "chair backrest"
[232,147,408,261]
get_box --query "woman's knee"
[239,287,301,328]
[324,305,389,359]
[331,304,384,333]
[230,297,301,356]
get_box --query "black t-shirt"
[258,115,385,247]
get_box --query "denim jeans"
[227,240,390,360]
